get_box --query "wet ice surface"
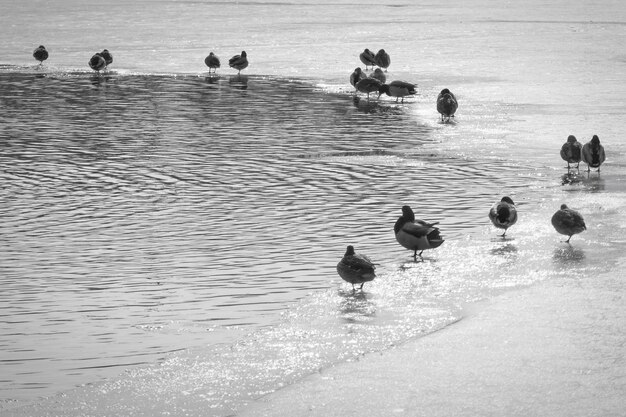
[2,0,626,415]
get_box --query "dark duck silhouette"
[356,77,383,101]
[100,49,113,67]
[33,45,49,64]
[205,52,220,73]
[551,204,586,243]
[336,245,376,291]
[436,88,458,122]
[350,67,366,88]
[359,48,377,70]
[88,53,107,72]
[379,81,416,103]
[560,135,583,171]
[374,49,390,71]
[228,51,248,74]
[394,205,444,260]
[488,196,518,237]
[581,135,606,173]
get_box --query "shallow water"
[1,0,626,415]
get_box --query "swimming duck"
[336,245,376,291]
[350,67,365,88]
[378,81,417,103]
[356,77,383,100]
[560,135,583,171]
[33,45,49,64]
[374,49,390,71]
[88,53,107,72]
[359,49,377,70]
[488,196,518,237]
[394,205,444,260]
[370,68,386,84]
[551,204,586,243]
[205,52,220,73]
[436,88,458,122]
[581,135,606,173]
[229,51,248,74]
[100,49,113,67]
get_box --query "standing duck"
[551,204,586,243]
[359,49,377,70]
[205,52,220,73]
[394,205,444,260]
[581,135,606,173]
[370,68,386,84]
[560,135,583,171]
[336,245,376,291]
[356,77,383,101]
[100,49,113,67]
[349,67,366,88]
[33,45,49,64]
[488,197,518,237]
[374,49,390,71]
[378,81,417,103]
[229,51,248,74]
[88,53,107,72]
[436,88,458,122]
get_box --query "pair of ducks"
[88,50,113,72]
[560,134,606,172]
[204,51,248,74]
[338,200,587,291]
[350,72,417,103]
[359,48,390,71]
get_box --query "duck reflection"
[229,74,248,90]
[490,242,518,256]
[205,74,221,85]
[561,171,584,186]
[553,245,585,264]
[90,74,112,87]
[337,289,376,323]
[352,95,393,114]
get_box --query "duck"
[374,49,390,71]
[560,135,583,171]
[394,205,444,260]
[100,49,113,67]
[33,45,49,64]
[349,67,365,88]
[356,77,383,101]
[581,135,606,173]
[551,204,586,243]
[370,68,386,84]
[488,196,518,237]
[336,245,376,291]
[88,53,107,72]
[228,51,248,74]
[378,81,416,103]
[359,49,377,70]
[436,88,458,122]
[205,52,220,73]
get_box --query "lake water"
[1,0,625,415]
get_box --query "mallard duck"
[551,204,586,243]
[359,48,377,70]
[374,49,390,71]
[560,135,583,171]
[394,205,444,259]
[350,67,365,88]
[205,52,220,73]
[100,49,113,67]
[336,245,376,291]
[88,53,107,72]
[581,135,606,172]
[378,81,416,103]
[228,51,248,74]
[33,45,49,64]
[489,196,518,237]
[356,77,383,100]
[370,68,386,84]
[436,88,458,122]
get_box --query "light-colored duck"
[356,77,383,101]
[394,205,444,260]
[436,88,458,122]
[33,45,49,64]
[378,81,416,103]
[359,49,377,70]
[336,245,376,291]
[488,196,518,237]
[551,204,586,243]
[559,135,582,171]
[205,52,220,73]
[581,135,606,173]
[374,49,390,71]
[228,51,248,74]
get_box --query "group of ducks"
[349,49,459,121]
[559,134,607,173]
[338,198,588,291]
[33,45,114,72]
